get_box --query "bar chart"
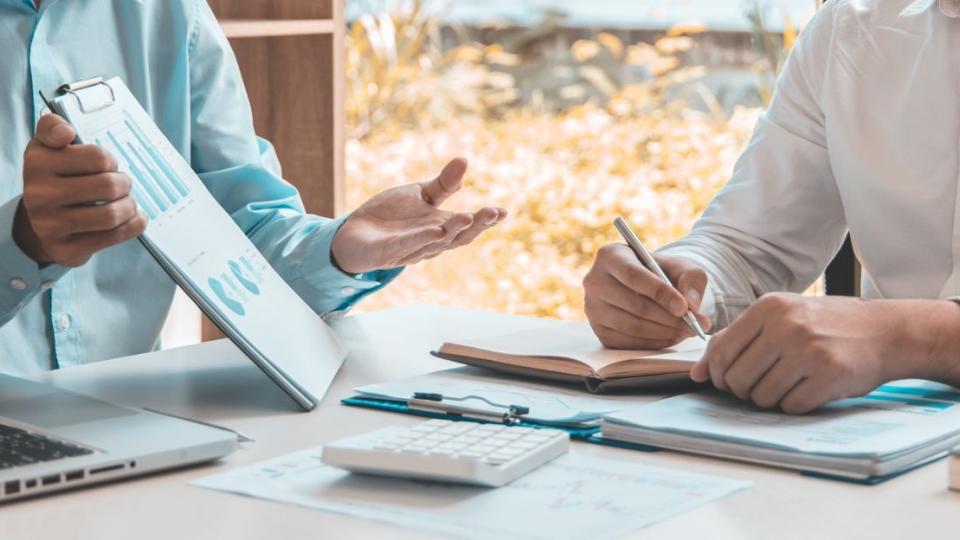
[95,112,191,219]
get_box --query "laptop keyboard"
[0,422,93,470]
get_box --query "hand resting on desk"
[584,243,960,415]
[691,293,960,414]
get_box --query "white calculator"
[321,419,570,487]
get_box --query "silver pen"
[613,216,707,341]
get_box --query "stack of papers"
[192,447,750,540]
[601,380,960,480]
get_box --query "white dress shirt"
[658,0,960,329]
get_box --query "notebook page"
[450,321,706,372]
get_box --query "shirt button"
[340,287,356,297]
[9,278,27,290]
[57,313,71,331]
[39,280,54,291]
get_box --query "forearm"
[893,299,960,386]
[247,212,401,314]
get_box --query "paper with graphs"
[52,77,345,407]
[192,447,749,540]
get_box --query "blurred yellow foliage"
[347,100,759,319]
[343,2,795,319]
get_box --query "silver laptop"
[0,374,237,502]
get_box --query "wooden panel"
[207,0,332,20]
[227,34,341,217]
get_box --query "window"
[345,0,820,319]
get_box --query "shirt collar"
[901,0,960,17]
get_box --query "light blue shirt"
[0,0,400,374]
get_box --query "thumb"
[660,256,708,311]
[35,113,76,149]
[690,327,721,382]
[421,158,467,207]
[690,356,710,382]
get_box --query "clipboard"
[341,394,931,484]
[41,76,348,411]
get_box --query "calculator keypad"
[373,419,566,465]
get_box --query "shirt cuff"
[289,213,403,315]
[0,197,68,317]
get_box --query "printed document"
[605,379,960,457]
[52,78,345,406]
[191,447,750,540]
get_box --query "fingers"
[390,225,449,260]
[749,359,808,409]
[691,301,767,389]
[53,145,119,176]
[779,378,826,415]
[721,330,781,400]
[19,123,138,267]
[589,321,679,351]
[58,197,140,234]
[35,113,77,149]
[585,244,709,349]
[390,212,473,262]
[421,158,467,206]
[586,298,690,345]
[667,260,708,312]
[604,246,688,317]
[57,212,149,267]
[445,207,506,249]
[395,207,507,265]
[61,173,133,206]
[595,276,689,332]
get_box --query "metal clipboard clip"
[40,76,116,114]
[408,392,531,425]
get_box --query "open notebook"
[433,321,707,393]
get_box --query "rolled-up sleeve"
[656,3,846,330]
[184,0,400,314]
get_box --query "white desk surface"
[6,304,959,539]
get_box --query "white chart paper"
[192,448,750,540]
[55,78,346,407]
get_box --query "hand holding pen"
[582,216,711,350]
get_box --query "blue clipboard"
[341,396,942,485]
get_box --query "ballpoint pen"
[613,216,708,341]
